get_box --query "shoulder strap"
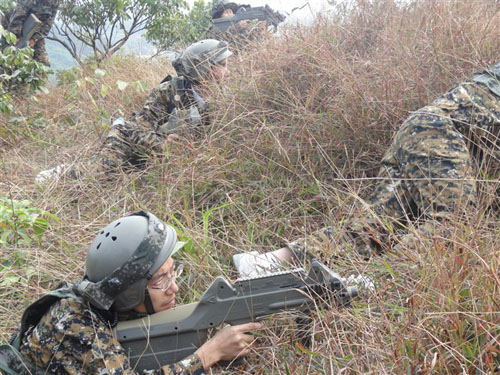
[0,344,33,375]
[17,285,78,347]
[0,284,80,375]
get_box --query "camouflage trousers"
[95,120,165,174]
[288,84,496,259]
[56,120,168,179]
[32,38,49,66]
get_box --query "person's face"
[221,8,234,18]
[134,257,179,314]
[210,59,230,81]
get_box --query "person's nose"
[165,278,179,295]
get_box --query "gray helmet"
[174,39,232,81]
[75,211,177,312]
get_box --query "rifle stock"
[115,260,357,372]
[212,5,285,33]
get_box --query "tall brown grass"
[1,0,499,373]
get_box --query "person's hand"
[195,322,263,370]
[163,133,180,149]
[238,19,250,29]
[166,134,180,143]
[256,20,267,32]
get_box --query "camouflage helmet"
[174,39,232,81]
[75,211,177,312]
[212,0,240,19]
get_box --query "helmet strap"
[144,288,156,314]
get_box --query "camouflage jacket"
[131,74,209,136]
[19,296,206,375]
[97,75,209,170]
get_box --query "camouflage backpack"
[0,285,79,375]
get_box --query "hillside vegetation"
[1,0,499,373]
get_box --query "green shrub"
[0,28,51,114]
[0,197,59,248]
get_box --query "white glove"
[35,164,66,184]
[346,274,375,292]
[233,251,282,278]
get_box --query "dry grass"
[1,0,499,373]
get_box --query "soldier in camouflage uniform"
[207,1,268,52]
[1,0,60,65]
[287,62,499,261]
[0,211,260,374]
[35,39,232,182]
[242,63,499,270]
[96,39,232,174]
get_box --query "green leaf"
[1,229,12,245]
[41,211,60,223]
[33,218,49,237]
[100,83,109,98]
[116,80,128,91]
[0,274,21,287]
[382,258,397,277]
[173,241,186,255]
[202,202,233,242]
[94,68,107,78]
[18,230,32,246]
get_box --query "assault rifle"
[115,260,358,372]
[212,5,285,33]
[15,14,41,49]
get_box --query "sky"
[233,0,334,22]
[198,0,336,25]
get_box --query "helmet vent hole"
[105,232,110,237]
[100,231,104,234]
[115,222,121,227]
[96,243,101,250]
[112,236,117,241]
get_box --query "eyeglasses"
[149,263,184,292]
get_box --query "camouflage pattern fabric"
[96,75,207,174]
[19,297,206,375]
[1,0,60,65]
[289,78,500,259]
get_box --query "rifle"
[115,260,358,372]
[15,13,41,49]
[212,5,285,33]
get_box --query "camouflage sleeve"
[287,226,336,263]
[124,120,165,153]
[287,221,389,261]
[20,298,206,375]
[134,81,181,129]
